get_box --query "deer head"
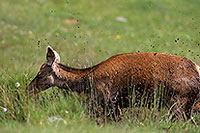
[27,46,60,96]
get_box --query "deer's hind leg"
[168,95,194,121]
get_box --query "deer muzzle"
[26,78,40,97]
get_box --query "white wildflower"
[15,82,20,87]
[116,16,127,22]
[0,106,7,112]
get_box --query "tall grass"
[0,77,86,124]
[0,72,200,132]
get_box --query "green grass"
[0,0,200,132]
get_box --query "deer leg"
[105,91,120,121]
[168,96,190,121]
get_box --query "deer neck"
[53,63,94,93]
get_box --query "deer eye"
[37,72,42,77]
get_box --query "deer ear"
[46,46,60,66]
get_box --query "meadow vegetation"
[0,0,200,132]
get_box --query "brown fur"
[27,48,200,120]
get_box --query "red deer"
[27,46,200,120]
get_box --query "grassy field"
[0,0,200,132]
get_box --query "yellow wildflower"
[56,32,59,37]
[116,35,120,39]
